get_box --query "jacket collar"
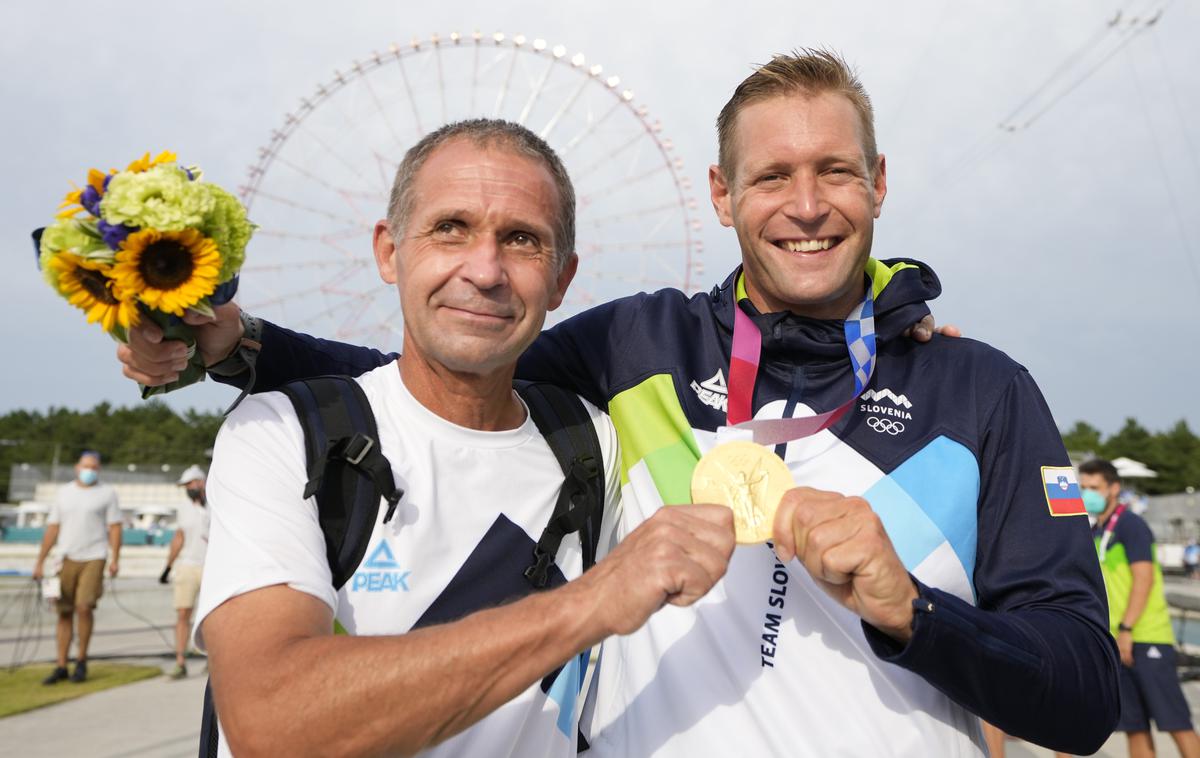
[709,257,942,358]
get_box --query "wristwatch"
[1118,622,1134,633]
[207,311,263,377]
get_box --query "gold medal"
[690,441,794,544]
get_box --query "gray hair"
[386,119,576,269]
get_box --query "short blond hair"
[716,48,877,179]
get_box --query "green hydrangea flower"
[198,184,255,280]
[101,165,214,232]
[39,219,111,278]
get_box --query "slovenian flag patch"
[1042,466,1087,517]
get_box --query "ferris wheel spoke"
[322,260,374,288]
[586,201,685,227]
[582,239,689,255]
[517,56,557,126]
[569,127,646,181]
[361,74,409,152]
[561,99,623,156]
[251,190,366,228]
[245,280,340,310]
[433,40,448,125]
[538,74,591,142]
[471,42,480,113]
[360,302,405,342]
[492,46,521,118]
[579,163,670,206]
[393,52,426,137]
[577,270,682,289]
[269,154,381,206]
[332,291,377,334]
[289,118,379,192]
[292,288,383,327]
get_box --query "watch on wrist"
[1118,622,1134,633]
[207,311,263,377]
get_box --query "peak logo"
[352,540,411,592]
[364,541,399,568]
[691,369,728,413]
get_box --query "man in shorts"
[160,464,210,679]
[33,451,122,684]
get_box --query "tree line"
[0,402,223,502]
[1061,418,1200,495]
[0,404,1197,502]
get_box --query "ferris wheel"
[237,31,705,350]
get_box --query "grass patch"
[0,663,161,718]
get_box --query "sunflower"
[125,150,177,174]
[47,252,140,332]
[56,168,112,219]
[112,228,221,316]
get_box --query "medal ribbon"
[724,277,876,446]
[1097,502,1128,562]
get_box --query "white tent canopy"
[1113,456,1158,479]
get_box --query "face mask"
[1082,489,1108,515]
[185,487,204,502]
[78,469,99,486]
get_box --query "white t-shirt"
[196,362,621,758]
[48,481,121,561]
[174,500,210,567]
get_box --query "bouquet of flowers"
[36,151,253,397]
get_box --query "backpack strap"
[199,680,220,758]
[515,381,606,588]
[279,375,404,590]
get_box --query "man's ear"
[547,252,579,311]
[709,164,735,228]
[872,154,888,219]
[373,220,398,284]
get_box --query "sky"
[3,0,1198,436]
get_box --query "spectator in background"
[1078,458,1200,758]
[160,464,210,679]
[1184,539,1200,581]
[32,451,122,684]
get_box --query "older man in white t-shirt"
[33,451,122,684]
[161,464,210,679]
[189,120,737,758]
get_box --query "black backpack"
[200,375,607,757]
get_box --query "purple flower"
[98,220,136,250]
[80,185,102,216]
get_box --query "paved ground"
[4,557,1200,756]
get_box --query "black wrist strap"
[209,312,263,415]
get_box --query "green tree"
[1149,421,1200,495]
[1061,421,1103,457]
[0,401,223,502]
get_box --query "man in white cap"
[160,464,210,679]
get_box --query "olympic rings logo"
[867,416,905,435]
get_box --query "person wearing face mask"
[160,464,210,679]
[1078,458,1200,758]
[32,451,122,684]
